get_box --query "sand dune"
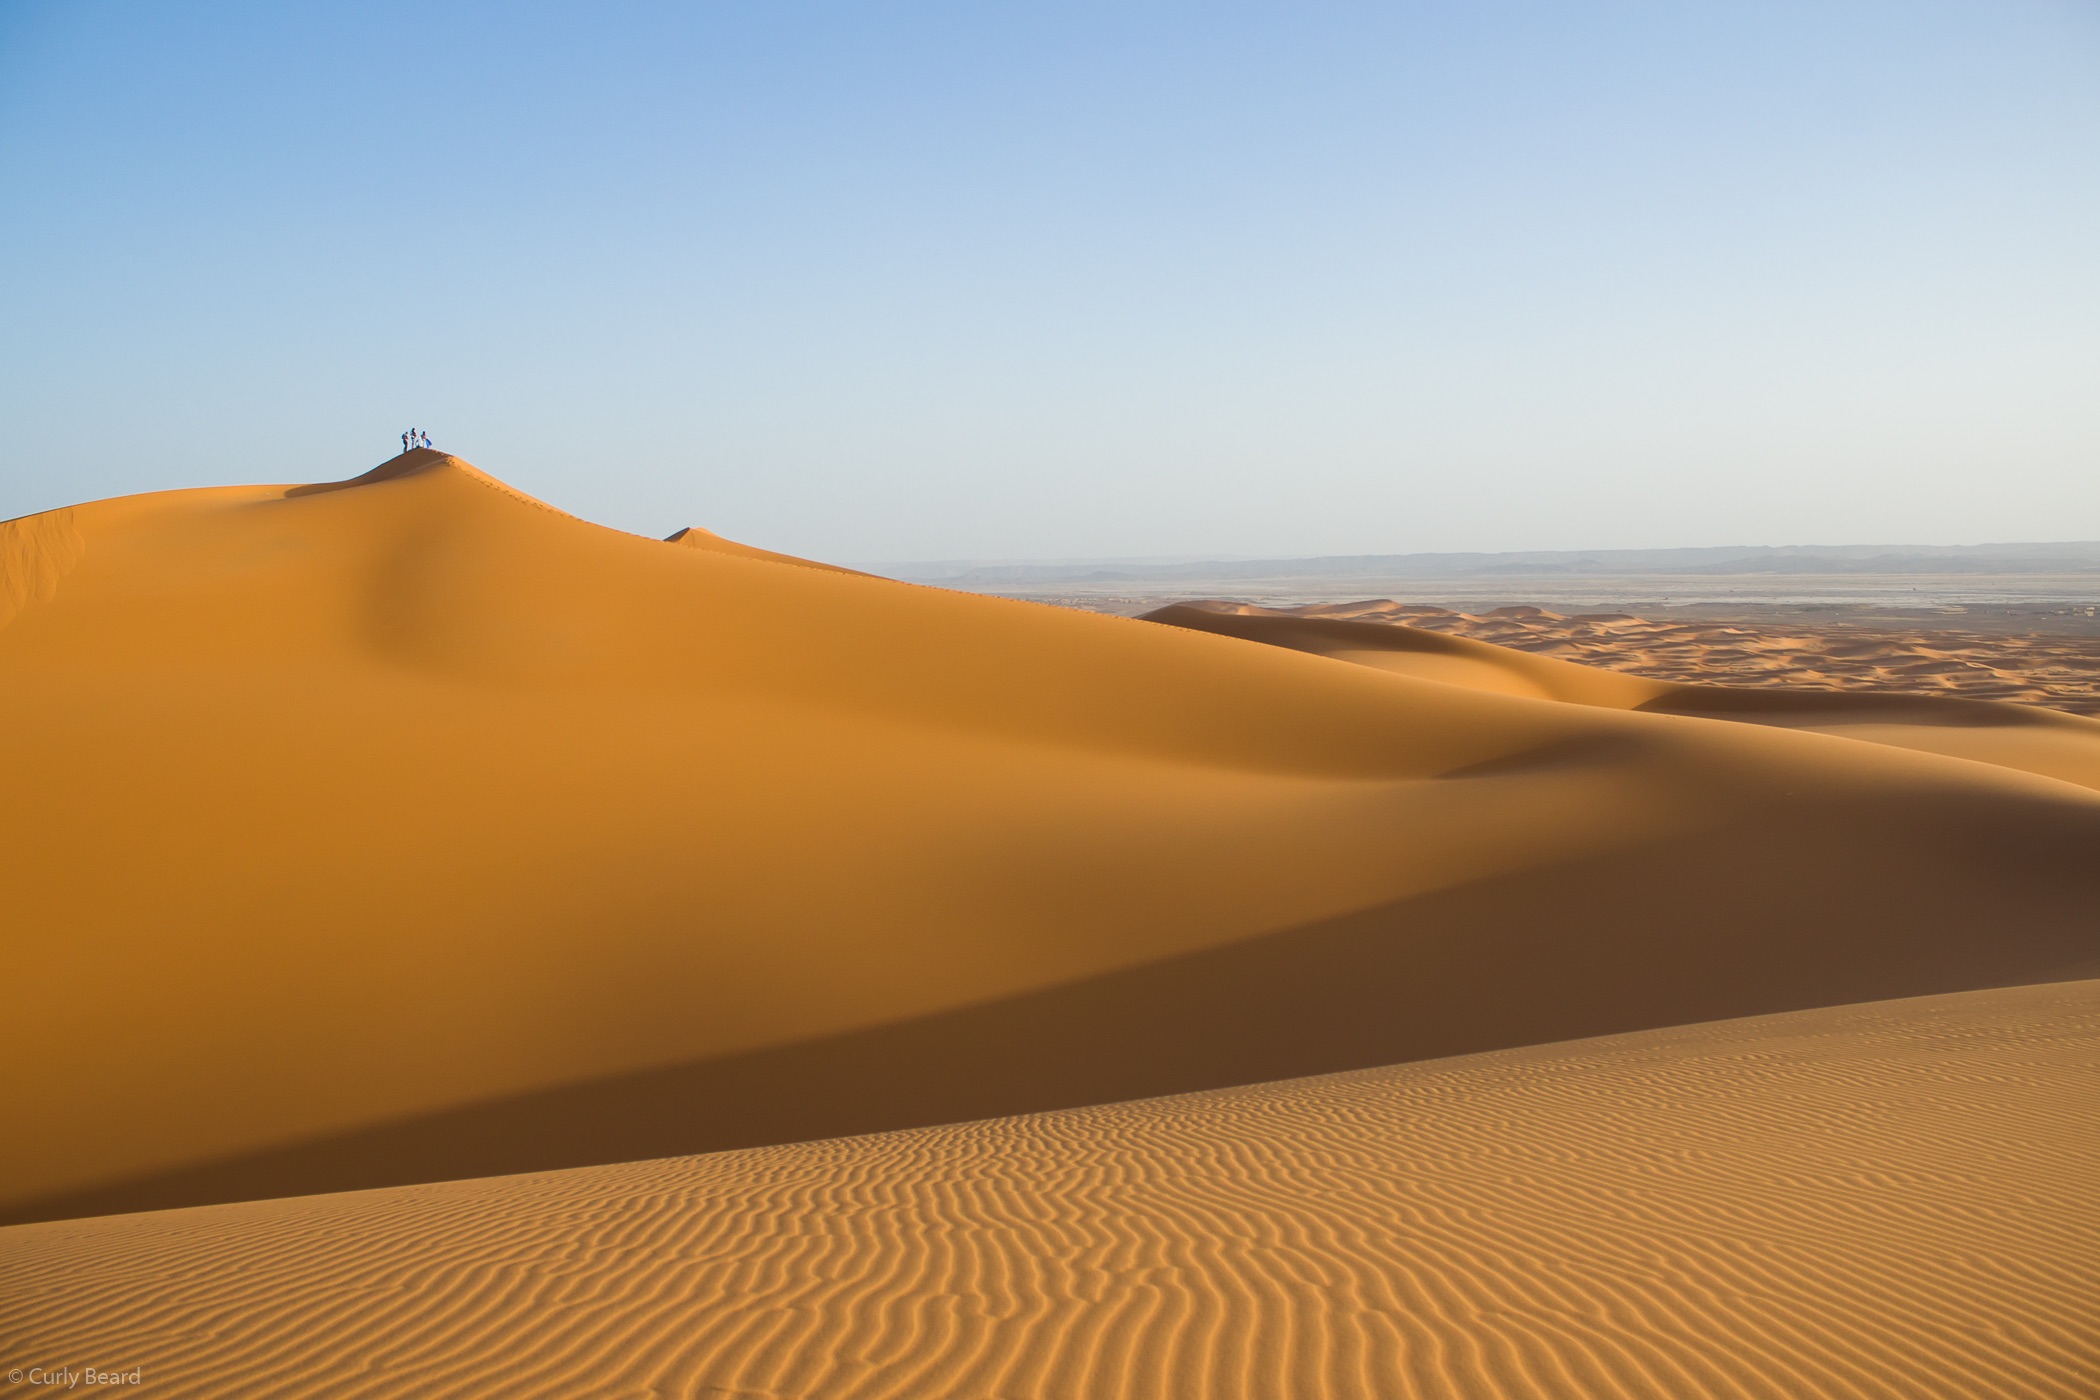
[1409,601,2100,713]
[5,981,2094,1399]
[1147,600,2100,794]
[4,453,2099,1226]
[1177,597,2100,712]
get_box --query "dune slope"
[5,453,2099,1221]
[5,980,2095,1399]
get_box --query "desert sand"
[1179,598,2100,714]
[3,451,2097,1393]
[1146,601,2100,795]
[4,981,2095,1398]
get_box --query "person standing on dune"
[401,430,410,455]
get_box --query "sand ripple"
[6,981,2095,1399]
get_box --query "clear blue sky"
[3,2,2095,561]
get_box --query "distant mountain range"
[877,541,2100,586]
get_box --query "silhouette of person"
[401,430,411,454]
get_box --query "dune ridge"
[666,523,872,576]
[5,453,2100,1222]
[5,981,2095,1399]
[0,505,85,629]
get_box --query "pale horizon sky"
[3,2,2096,563]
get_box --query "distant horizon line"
[859,539,2100,583]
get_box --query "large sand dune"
[5,981,2095,1399]
[4,452,2099,1225]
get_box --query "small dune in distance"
[4,449,2097,1397]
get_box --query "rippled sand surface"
[6,981,2095,1399]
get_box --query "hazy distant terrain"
[879,540,2100,585]
[871,542,2100,635]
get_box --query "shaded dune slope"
[6,981,2096,1399]
[20,781,2098,1226]
[5,455,2100,1222]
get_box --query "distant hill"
[878,541,2100,586]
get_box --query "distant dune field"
[3,451,2099,1396]
[1156,598,2100,716]
[5,981,2095,1399]
[1146,601,2100,792]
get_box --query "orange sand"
[1204,598,2100,714]
[5,981,2094,1399]
[1146,600,2100,795]
[6,452,2099,1396]
[3,453,2097,1237]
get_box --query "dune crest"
[0,506,86,630]
[6,982,2095,1399]
[4,455,2099,1222]
[665,523,871,576]
[281,445,461,497]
